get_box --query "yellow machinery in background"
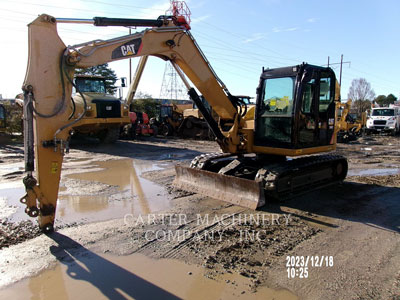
[70,74,130,143]
[126,55,215,139]
[336,100,366,142]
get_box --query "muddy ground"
[0,134,399,299]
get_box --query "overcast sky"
[0,0,399,100]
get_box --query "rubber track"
[258,154,348,199]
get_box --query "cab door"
[296,68,336,148]
[317,71,336,145]
[254,76,295,148]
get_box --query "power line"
[0,8,37,16]
[193,31,301,68]
[0,0,164,22]
[1,1,107,15]
[321,55,398,93]
[0,0,159,15]
[77,0,166,12]
[323,55,351,86]
[343,67,398,91]
[199,43,300,64]
[198,21,293,59]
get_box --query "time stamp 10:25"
[286,256,334,278]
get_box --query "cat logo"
[121,44,136,56]
[112,38,142,59]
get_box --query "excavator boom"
[21,13,246,231]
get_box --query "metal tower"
[159,62,189,100]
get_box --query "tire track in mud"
[161,209,246,259]
[125,202,246,258]
[124,189,322,289]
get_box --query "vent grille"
[92,99,121,118]
[373,120,386,125]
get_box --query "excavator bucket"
[173,165,265,209]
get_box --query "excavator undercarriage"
[175,153,347,208]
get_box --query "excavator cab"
[174,64,345,209]
[255,64,337,151]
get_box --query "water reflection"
[57,159,169,224]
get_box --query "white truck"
[366,106,400,135]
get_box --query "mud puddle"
[0,250,298,300]
[0,161,24,180]
[348,168,400,177]
[0,187,23,220]
[0,162,22,174]
[1,159,172,226]
[57,159,171,225]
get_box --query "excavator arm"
[125,55,148,105]
[21,14,246,231]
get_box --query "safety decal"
[51,162,58,174]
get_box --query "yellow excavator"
[21,6,347,231]
[336,100,366,142]
[126,55,214,139]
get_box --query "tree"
[3,102,22,135]
[75,63,118,94]
[386,94,397,105]
[130,92,159,118]
[375,94,397,107]
[375,95,386,107]
[348,78,375,117]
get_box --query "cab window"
[262,77,294,116]
[319,75,332,112]
[301,79,315,113]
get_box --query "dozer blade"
[173,165,265,209]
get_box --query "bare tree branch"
[347,78,375,117]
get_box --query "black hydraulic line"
[53,53,88,139]
[68,97,76,120]
[23,89,34,172]
[93,17,164,27]
[187,88,225,141]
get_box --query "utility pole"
[339,54,343,86]
[324,55,351,86]
[129,28,132,85]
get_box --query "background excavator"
[336,100,366,142]
[125,55,215,139]
[21,2,347,231]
